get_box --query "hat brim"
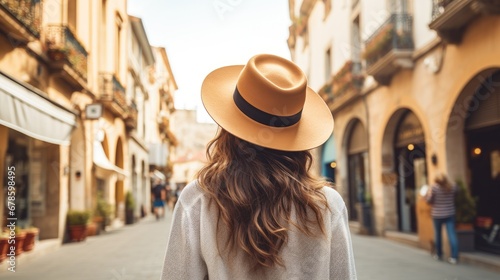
[201,65,334,151]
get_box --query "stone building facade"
[288,0,500,255]
[0,0,177,241]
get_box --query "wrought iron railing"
[125,100,138,129]
[431,0,456,20]
[45,25,88,80]
[0,0,41,37]
[363,14,414,68]
[332,61,364,98]
[99,73,128,112]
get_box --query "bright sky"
[127,0,291,122]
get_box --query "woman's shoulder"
[321,186,346,213]
[176,180,206,209]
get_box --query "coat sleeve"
[160,200,207,280]
[329,204,357,279]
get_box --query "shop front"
[463,70,500,254]
[0,72,76,239]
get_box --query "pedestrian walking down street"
[426,172,459,264]
[161,54,357,279]
[152,179,166,220]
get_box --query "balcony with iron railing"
[0,0,41,40]
[429,0,500,44]
[319,61,364,113]
[125,100,138,131]
[363,14,414,85]
[44,25,88,87]
[99,73,128,118]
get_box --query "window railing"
[363,14,414,68]
[125,100,138,130]
[45,25,88,80]
[99,73,127,112]
[332,61,364,99]
[0,0,42,37]
[431,0,456,20]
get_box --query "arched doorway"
[465,71,500,254]
[346,120,369,223]
[115,138,124,220]
[394,111,426,233]
[382,109,427,233]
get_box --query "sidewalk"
[353,234,500,280]
[384,230,500,274]
[1,210,173,279]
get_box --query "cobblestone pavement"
[2,208,500,280]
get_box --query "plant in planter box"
[455,179,477,252]
[14,227,26,256]
[0,230,9,263]
[95,194,113,231]
[455,180,477,229]
[125,191,136,225]
[23,227,39,252]
[67,210,91,242]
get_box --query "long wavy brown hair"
[435,172,452,192]
[197,129,330,269]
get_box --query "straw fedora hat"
[201,54,334,151]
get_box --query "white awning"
[93,141,127,180]
[0,72,76,145]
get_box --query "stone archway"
[381,109,427,233]
[446,68,500,254]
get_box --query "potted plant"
[22,226,39,252]
[455,179,477,252]
[0,230,9,263]
[14,227,26,256]
[67,210,91,242]
[95,195,113,232]
[125,191,135,225]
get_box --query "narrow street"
[2,210,173,280]
[2,210,500,280]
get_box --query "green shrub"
[125,191,135,210]
[455,180,477,224]
[67,210,91,226]
[95,196,113,219]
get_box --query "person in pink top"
[161,54,357,279]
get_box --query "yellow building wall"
[331,15,500,250]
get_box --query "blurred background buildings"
[0,0,499,266]
[288,0,500,255]
[0,0,180,242]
